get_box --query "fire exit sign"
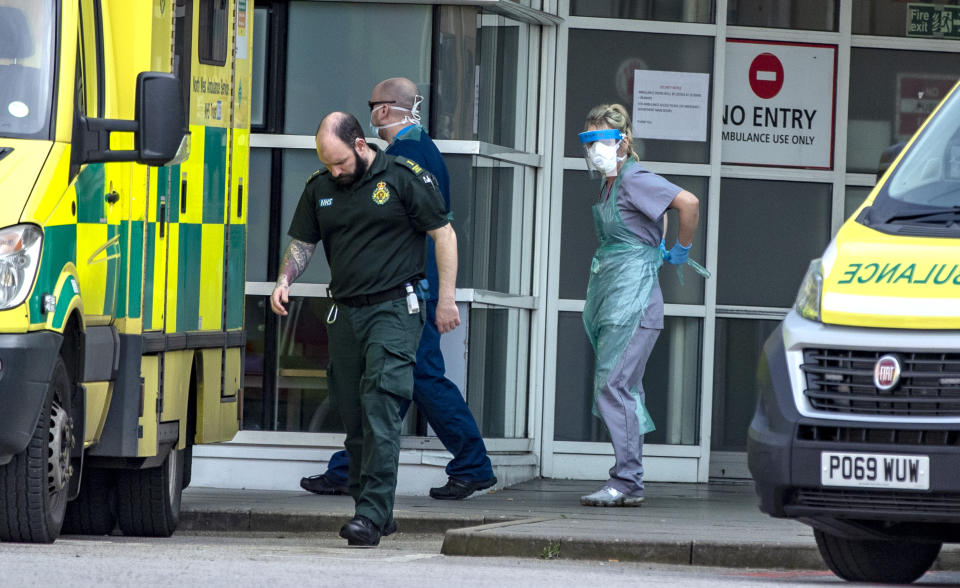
[907,3,960,38]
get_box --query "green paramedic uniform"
[288,146,449,529]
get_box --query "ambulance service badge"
[372,181,390,205]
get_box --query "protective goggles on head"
[578,129,623,177]
[370,94,424,138]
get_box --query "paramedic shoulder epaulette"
[305,168,326,185]
[395,158,438,187]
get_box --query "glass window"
[433,7,528,148]
[446,155,530,293]
[717,179,831,307]
[559,170,708,304]
[244,295,343,433]
[711,318,778,452]
[466,307,529,438]
[844,185,872,221]
[853,0,960,36]
[847,48,959,174]
[251,6,269,127]
[570,0,713,23]
[727,0,839,31]
[78,0,102,118]
[280,149,331,284]
[276,296,340,432]
[0,0,56,138]
[242,295,268,430]
[565,30,714,163]
[198,0,229,66]
[246,148,271,282]
[476,19,520,147]
[554,314,701,445]
[284,2,431,135]
[434,6,478,140]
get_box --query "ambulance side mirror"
[135,72,188,166]
[876,142,905,182]
[76,72,188,167]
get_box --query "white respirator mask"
[370,94,423,139]
[578,128,625,177]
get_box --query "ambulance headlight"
[794,258,823,322]
[0,225,43,310]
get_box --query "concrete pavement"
[180,479,960,570]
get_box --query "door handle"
[105,190,120,204]
[159,201,166,239]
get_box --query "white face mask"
[370,95,424,139]
[588,142,620,176]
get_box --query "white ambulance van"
[749,78,960,584]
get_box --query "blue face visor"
[578,128,624,177]
[578,129,623,144]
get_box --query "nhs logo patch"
[318,198,333,207]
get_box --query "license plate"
[821,452,929,490]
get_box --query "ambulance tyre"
[814,529,940,584]
[0,357,74,543]
[61,467,117,535]
[116,446,184,537]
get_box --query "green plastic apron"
[582,159,660,434]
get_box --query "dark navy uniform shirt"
[387,125,450,300]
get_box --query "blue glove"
[659,238,667,259]
[665,240,691,265]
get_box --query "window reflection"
[847,48,960,174]
[565,30,713,163]
[844,185,872,222]
[711,318,778,452]
[446,155,529,293]
[571,0,713,23]
[283,2,431,135]
[717,179,831,307]
[433,7,526,147]
[242,295,341,433]
[727,0,838,31]
[276,297,338,432]
[467,307,529,438]
[242,295,267,430]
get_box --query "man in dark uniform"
[270,112,459,546]
[300,77,496,500]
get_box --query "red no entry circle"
[748,52,784,99]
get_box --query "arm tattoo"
[276,239,316,288]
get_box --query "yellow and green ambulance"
[749,79,960,583]
[0,0,250,542]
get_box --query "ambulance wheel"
[61,467,117,535]
[0,357,74,543]
[116,446,184,537]
[814,529,940,584]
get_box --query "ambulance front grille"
[801,349,960,417]
[797,425,960,446]
[789,488,960,516]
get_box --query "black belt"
[333,284,408,308]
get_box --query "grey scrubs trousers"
[595,323,660,496]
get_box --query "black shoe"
[339,515,386,547]
[429,476,497,500]
[300,473,348,495]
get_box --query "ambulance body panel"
[0,0,250,543]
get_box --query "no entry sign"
[722,39,837,169]
[748,53,784,99]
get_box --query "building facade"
[192,0,960,492]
